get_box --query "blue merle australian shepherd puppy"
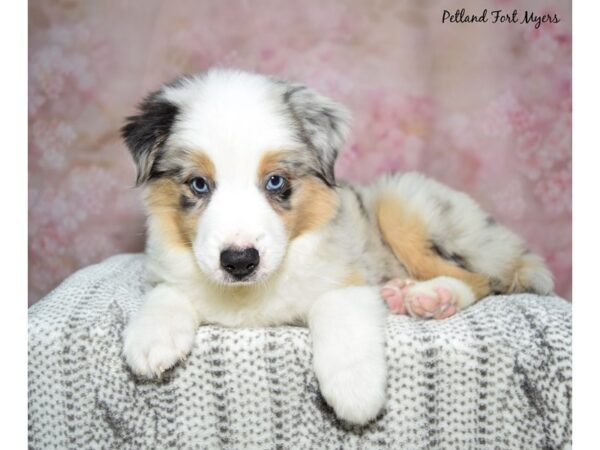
[121,69,553,425]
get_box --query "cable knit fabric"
[28,254,572,449]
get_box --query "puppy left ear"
[281,82,351,186]
[121,89,179,186]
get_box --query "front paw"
[122,309,197,378]
[317,361,387,425]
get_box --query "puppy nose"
[220,247,260,279]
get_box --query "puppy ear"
[282,83,351,186]
[121,89,179,185]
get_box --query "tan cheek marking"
[283,178,339,239]
[376,195,490,300]
[144,179,200,250]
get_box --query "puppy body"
[121,69,553,425]
[142,172,551,322]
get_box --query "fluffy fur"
[121,69,554,425]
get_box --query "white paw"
[122,308,197,378]
[318,361,387,425]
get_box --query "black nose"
[220,247,260,280]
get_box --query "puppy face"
[122,70,349,285]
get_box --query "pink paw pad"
[380,279,415,315]
[406,286,457,320]
[381,280,458,320]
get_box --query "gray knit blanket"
[28,254,572,449]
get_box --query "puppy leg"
[123,283,199,378]
[374,173,554,309]
[308,286,387,425]
[381,276,477,319]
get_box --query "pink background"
[28,0,572,305]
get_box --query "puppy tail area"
[505,251,555,296]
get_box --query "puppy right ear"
[121,89,179,185]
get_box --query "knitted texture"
[28,254,572,449]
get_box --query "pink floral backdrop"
[28,0,572,305]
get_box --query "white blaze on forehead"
[162,69,300,182]
[201,186,274,245]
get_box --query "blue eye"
[266,175,286,192]
[189,177,209,195]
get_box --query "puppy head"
[122,69,350,285]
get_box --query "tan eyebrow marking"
[190,151,216,180]
[257,150,290,180]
